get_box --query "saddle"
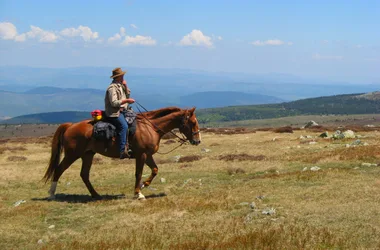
[92,109,137,150]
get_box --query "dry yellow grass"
[1,129,380,249]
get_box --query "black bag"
[93,121,116,140]
[123,108,137,125]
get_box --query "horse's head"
[179,107,201,145]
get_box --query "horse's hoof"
[134,193,146,200]
[140,183,145,189]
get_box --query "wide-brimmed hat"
[110,67,126,78]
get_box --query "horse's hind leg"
[141,155,158,189]
[48,155,77,199]
[80,151,101,199]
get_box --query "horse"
[43,106,201,200]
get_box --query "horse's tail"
[43,123,72,183]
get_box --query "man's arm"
[108,86,122,108]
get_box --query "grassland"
[1,125,380,249]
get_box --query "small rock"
[13,200,26,207]
[306,135,313,139]
[37,239,44,244]
[66,182,71,186]
[272,137,277,142]
[256,195,265,200]
[250,202,256,209]
[239,202,249,206]
[201,148,211,153]
[345,144,351,148]
[302,167,308,172]
[363,142,369,146]
[343,130,355,139]
[172,155,181,162]
[351,140,362,146]
[297,146,301,149]
[309,141,317,145]
[299,135,306,140]
[48,225,55,229]
[304,120,319,128]
[333,130,345,139]
[310,166,321,171]
[364,124,375,128]
[262,208,276,215]
[361,163,372,167]
[182,178,192,187]
[319,132,329,138]
[354,167,360,170]
[160,178,166,183]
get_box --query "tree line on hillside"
[196,94,380,123]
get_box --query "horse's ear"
[189,107,196,114]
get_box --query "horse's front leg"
[141,155,158,189]
[134,153,147,200]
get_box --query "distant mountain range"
[1,66,379,101]
[0,86,283,117]
[1,66,379,119]
[3,92,380,124]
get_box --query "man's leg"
[107,116,128,158]
[117,114,130,158]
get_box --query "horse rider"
[105,67,135,159]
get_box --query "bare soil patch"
[217,153,267,162]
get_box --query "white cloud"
[252,39,290,46]
[266,39,284,45]
[120,27,126,36]
[217,36,223,41]
[130,24,138,29]
[0,22,18,40]
[60,25,99,41]
[14,34,26,42]
[0,22,102,44]
[312,53,343,60]
[252,40,265,46]
[108,33,122,43]
[26,25,59,42]
[180,29,213,47]
[122,35,156,46]
[0,22,58,43]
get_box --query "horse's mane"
[137,106,182,120]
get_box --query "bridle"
[180,115,201,138]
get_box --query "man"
[105,67,135,159]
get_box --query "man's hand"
[121,98,135,105]
[126,98,135,104]
[122,80,127,85]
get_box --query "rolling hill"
[2,92,380,124]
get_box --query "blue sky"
[0,0,379,83]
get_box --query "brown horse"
[43,106,201,200]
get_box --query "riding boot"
[120,144,133,159]
[119,150,130,159]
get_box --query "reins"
[133,101,188,155]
